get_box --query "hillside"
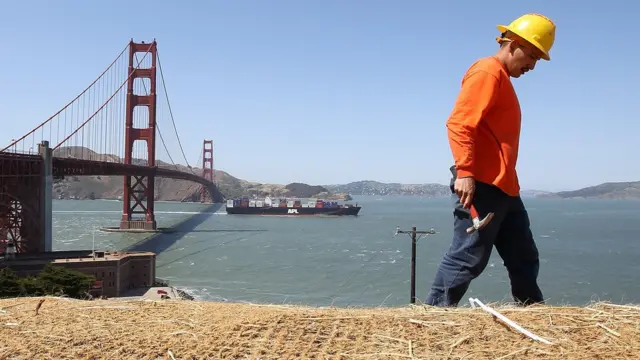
[0,297,635,359]
[520,189,553,198]
[325,180,450,197]
[54,147,640,201]
[545,181,640,200]
[51,147,350,201]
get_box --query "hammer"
[467,204,494,234]
[449,166,495,234]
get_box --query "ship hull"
[226,206,361,216]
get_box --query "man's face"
[507,39,543,78]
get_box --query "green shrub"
[37,264,95,298]
[18,276,45,296]
[0,268,21,298]
[0,265,95,299]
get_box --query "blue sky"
[0,1,637,191]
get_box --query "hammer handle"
[450,166,479,219]
[469,204,480,219]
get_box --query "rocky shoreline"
[153,278,195,301]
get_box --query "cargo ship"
[225,197,361,216]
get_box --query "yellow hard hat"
[497,13,556,61]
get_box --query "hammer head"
[466,212,494,234]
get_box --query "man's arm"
[446,69,500,178]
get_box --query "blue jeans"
[425,178,544,307]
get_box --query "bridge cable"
[174,145,203,199]
[2,42,130,152]
[178,146,205,200]
[156,50,195,174]
[156,126,178,168]
[132,52,179,171]
[53,44,154,150]
[132,49,210,201]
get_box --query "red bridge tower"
[201,139,214,203]
[120,40,158,230]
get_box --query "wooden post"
[394,226,436,304]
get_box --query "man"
[425,14,556,307]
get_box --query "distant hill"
[52,147,639,201]
[324,180,450,198]
[520,189,553,198]
[51,147,350,202]
[543,181,640,200]
[324,180,640,200]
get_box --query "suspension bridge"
[0,40,222,255]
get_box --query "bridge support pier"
[39,141,53,252]
[119,40,158,231]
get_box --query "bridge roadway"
[0,147,220,254]
[53,157,217,187]
[0,152,216,188]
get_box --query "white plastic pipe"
[469,297,553,345]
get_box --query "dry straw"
[1,296,639,359]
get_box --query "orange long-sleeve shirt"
[446,56,522,196]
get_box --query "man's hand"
[454,177,475,209]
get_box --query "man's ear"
[506,39,518,54]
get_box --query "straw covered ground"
[1,297,639,359]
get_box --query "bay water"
[52,196,640,307]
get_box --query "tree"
[37,264,95,298]
[0,268,21,298]
[0,265,95,299]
